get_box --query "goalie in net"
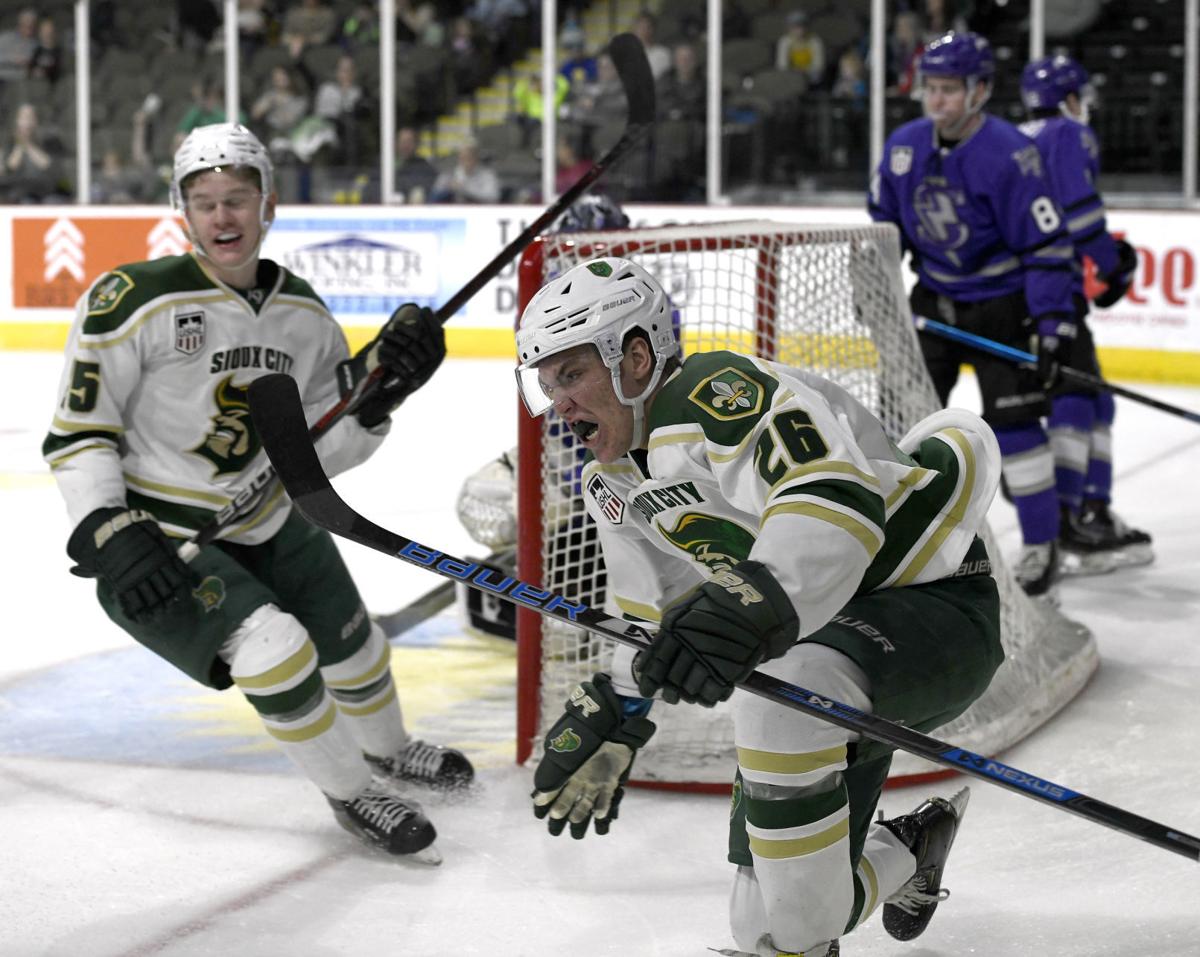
[516,253,1009,955]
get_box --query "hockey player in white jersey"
[42,123,472,862]
[517,258,1004,956]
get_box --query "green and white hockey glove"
[532,673,656,839]
[634,560,799,707]
[67,507,194,624]
[337,302,445,427]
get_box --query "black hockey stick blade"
[249,370,1200,865]
[372,546,516,638]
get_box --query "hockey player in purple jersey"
[869,31,1076,597]
[1019,55,1153,574]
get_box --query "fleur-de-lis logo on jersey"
[711,378,752,411]
[190,375,261,476]
[687,367,764,421]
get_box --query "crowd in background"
[0,0,1184,205]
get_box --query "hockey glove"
[634,560,799,707]
[532,673,656,839]
[337,303,445,427]
[1034,315,1077,390]
[1093,238,1138,309]
[67,507,194,624]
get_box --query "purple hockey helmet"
[919,31,995,84]
[1021,55,1090,111]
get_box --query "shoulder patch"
[889,145,913,175]
[1011,143,1044,178]
[687,366,765,421]
[87,270,135,316]
[586,472,625,524]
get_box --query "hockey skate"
[1059,500,1154,576]
[1013,540,1060,599]
[326,783,441,864]
[710,937,839,957]
[878,786,970,941]
[365,738,475,789]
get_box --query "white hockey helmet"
[171,122,275,231]
[515,257,679,423]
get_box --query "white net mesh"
[518,220,1097,785]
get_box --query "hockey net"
[515,220,1097,788]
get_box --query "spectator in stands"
[0,7,38,82]
[176,0,221,53]
[465,0,531,68]
[887,11,925,96]
[314,54,371,166]
[131,101,173,202]
[555,136,592,193]
[0,103,63,203]
[657,42,705,122]
[448,16,489,96]
[399,1,444,48]
[178,79,246,134]
[512,67,570,146]
[339,3,380,49]
[570,49,629,126]
[252,65,312,156]
[91,147,149,204]
[27,17,62,86]
[832,48,867,104]
[631,11,671,80]
[284,0,336,50]
[237,0,272,61]
[559,23,598,93]
[776,11,826,88]
[431,137,501,204]
[924,0,968,39]
[394,125,437,203]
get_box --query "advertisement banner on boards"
[4,204,1200,361]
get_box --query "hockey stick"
[914,315,1200,426]
[177,33,656,561]
[372,546,515,638]
[247,371,1200,864]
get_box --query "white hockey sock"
[319,621,409,759]
[845,820,918,931]
[221,604,371,801]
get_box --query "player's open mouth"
[214,232,242,248]
[570,420,598,442]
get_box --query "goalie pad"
[455,549,518,641]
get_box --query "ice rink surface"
[2,351,1198,957]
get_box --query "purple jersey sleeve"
[1020,115,1121,279]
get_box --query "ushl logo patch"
[890,146,913,175]
[175,312,205,355]
[587,473,625,524]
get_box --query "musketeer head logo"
[192,575,227,612]
[548,727,582,754]
[688,367,764,421]
[191,375,261,476]
[659,512,756,573]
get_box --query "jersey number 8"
[1030,196,1061,233]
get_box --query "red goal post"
[515,220,1097,790]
